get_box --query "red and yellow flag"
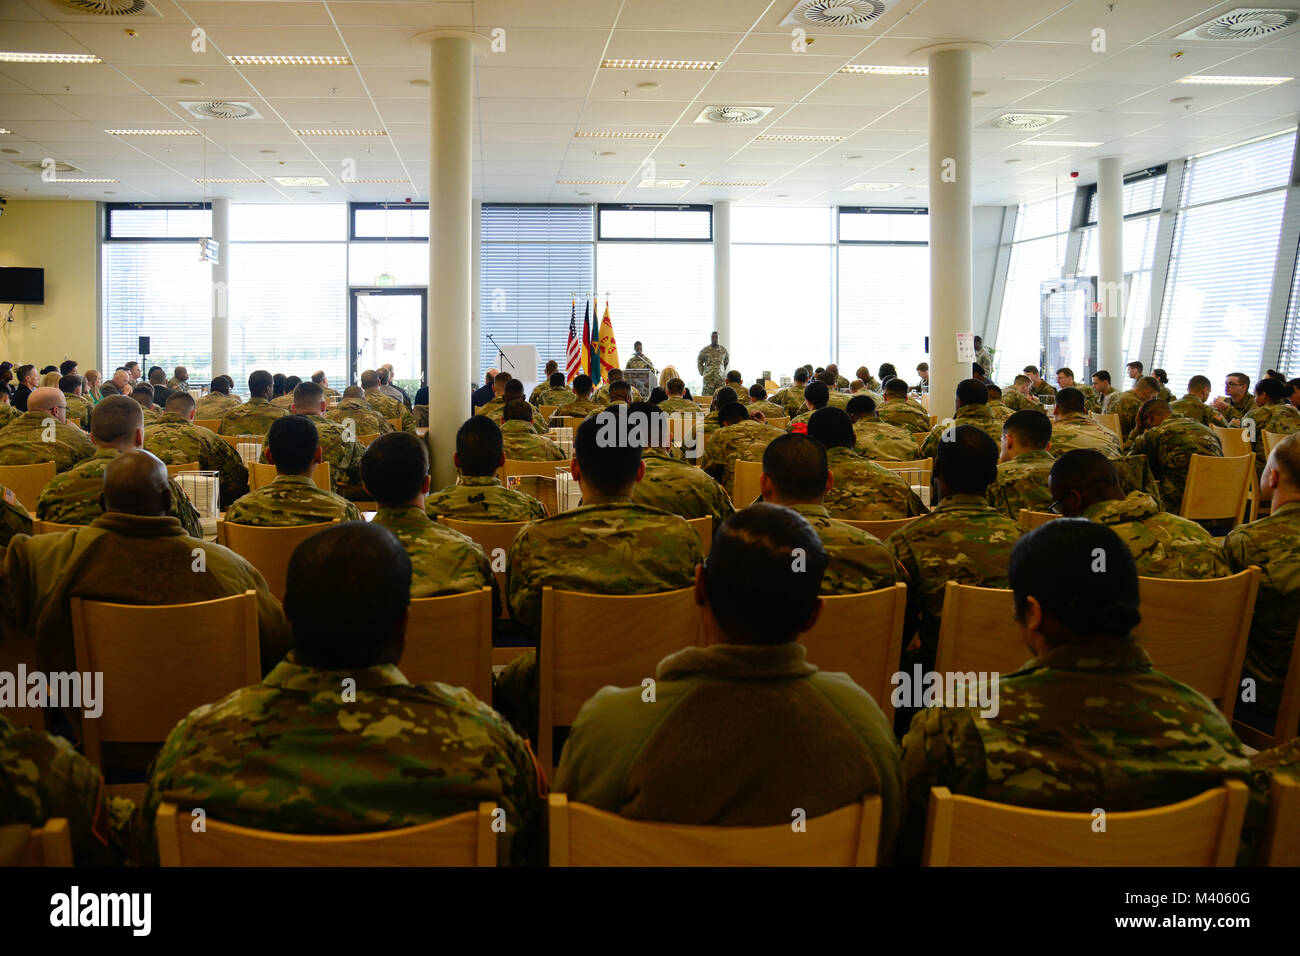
[598,300,620,377]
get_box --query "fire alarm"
[1070,171,1079,178]
[404,197,412,204]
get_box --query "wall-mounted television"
[0,267,44,305]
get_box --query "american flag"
[565,299,582,382]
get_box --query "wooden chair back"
[437,518,528,618]
[1180,454,1252,526]
[1212,425,1253,459]
[800,584,907,722]
[834,516,917,538]
[216,520,337,601]
[560,416,586,432]
[685,515,712,558]
[1017,508,1058,530]
[401,588,493,701]
[538,405,558,423]
[766,416,789,429]
[192,418,221,432]
[502,459,565,482]
[934,582,1023,676]
[732,459,763,508]
[357,433,381,447]
[31,519,83,534]
[249,461,330,491]
[0,819,73,866]
[386,418,403,431]
[1262,430,1288,456]
[874,458,933,486]
[165,461,198,476]
[1090,411,1121,437]
[1260,773,1300,866]
[0,461,55,513]
[1234,617,1300,751]
[70,591,261,768]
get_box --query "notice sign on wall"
[956,332,976,363]
[382,338,397,351]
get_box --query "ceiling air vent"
[54,0,162,16]
[782,0,890,28]
[1176,7,1299,41]
[985,112,1067,131]
[694,105,773,125]
[15,160,80,173]
[181,101,262,120]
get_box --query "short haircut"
[360,369,380,389]
[1187,375,1212,391]
[342,385,364,399]
[629,401,666,445]
[883,378,908,397]
[166,390,196,414]
[846,394,876,416]
[59,374,82,393]
[1013,374,1031,386]
[1049,448,1121,498]
[878,363,897,380]
[803,381,830,409]
[493,371,512,387]
[704,504,827,644]
[148,366,166,384]
[986,383,1003,398]
[793,368,809,384]
[15,364,33,382]
[749,383,767,401]
[666,378,685,395]
[806,406,855,450]
[608,381,631,400]
[955,379,989,407]
[503,399,533,423]
[575,412,642,493]
[572,374,593,396]
[1256,378,1286,402]
[293,381,325,409]
[1227,371,1251,390]
[59,360,77,376]
[816,370,836,387]
[1004,409,1052,448]
[311,370,327,384]
[503,379,526,399]
[284,375,302,391]
[713,386,739,409]
[285,523,411,669]
[1058,367,1074,379]
[607,369,623,382]
[132,383,155,401]
[1152,368,1168,384]
[266,415,319,474]
[648,387,668,405]
[272,373,287,396]
[361,431,429,505]
[549,371,566,387]
[916,362,929,372]
[1023,365,1040,376]
[1127,361,1144,373]
[1010,520,1140,646]
[726,370,743,384]
[1093,370,1111,384]
[1055,387,1085,413]
[762,433,829,501]
[1135,376,1160,394]
[90,395,143,444]
[211,374,234,393]
[934,424,999,495]
[719,402,749,426]
[972,363,985,377]
[1272,432,1300,485]
[545,359,559,372]
[377,367,391,385]
[456,416,504,476]
[249,369,273,395]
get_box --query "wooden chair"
[539,405,558,423]
[192,418,221,432]
[1234,617,1300,751]
[70,591,262,769]
[1262,430,1288,456]
[923,781,1249,866]
[0,461,54,513]
[1212,424,1253,459]
[538,586,700,771]
[801,584,907,722]
[834,516,917,538]
[400,588,493,701]
[1259,773,1300,866]
[437,517,528,620]
[765,416,790,429]
[934,582,1023,676]
[386,418,403,431]
[218,433,261,448]
[0,819,73,866]
[216,520,337,601]
[666,413,702,448]
[1180,454,1253,528]
[357,433,381,448]
[549,793,881,866]
[875,457,933,486]
[249,461,330,492]
[1017,508,1058,530]
[502,459,566,482]
[732,459,763,508]
[165,461,199,476]
[686,515,712,557]
[156,801,498,867]
[1133,568,1258,721]
[1090,411,1122,437]
[560,416,586,432]
[31,519,83,534]
[912,431,927,446]
[693,395,712,407]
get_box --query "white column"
[925,46,974,421]
[1096,156,1124,378]
[210,197,230,379]
[471,197,482,385]
[421,31,485,488]
[713,200,731,363]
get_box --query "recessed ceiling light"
[309,190,322,194]
[195,178,263,183]
[105,129,199,136]
[557,179,625,185]
[755,134,844,143]
[55,178,118,183]
[839,64,928,76]
[0,129,10,135]
[971,90,986,97]
[409,79,430,87]
[700,180,767,187]
[574,130,663,140]
[0,52,102,64]
[637,179,690,188]
[177,78,202,87]
[1019,139,1103,147]
[275,176,328,186]
[104,191,115,195]
[295,129,387,136]
[1177,74,1291,85]
[845,181,902,191]
[601,58,720,71]
[228,55,351,66]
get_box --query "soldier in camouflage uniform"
[847,394,919,461]
[1050,449,1230,579]
[194,375,242,419]
[535,371,578,408]
[745,383,787,421]
[920,381,1005,458]
[658,378,698,416]
[1124,398,1223,514]
[60,374,92,430]
[898,519,1259,864]
[984,385,1013,424]
[1055,368,1100,412]
[256,382,363,494]
[0,388,95,473]
[554,374,607,419]
[696,331,729,396]
[528,362,561,404]
[878,379,932,434]
[973,336,993,377]
[1212,371,1255,424]
[218,370,287,437]
[1023,365,1057,401]
[144,390,250,507]
[1108,375,1160,440]
[1224,434,1300,719]
[1091,371,1120,414]
[0,393,19,431]
[699,403,784,500]
[0,483,32,543]
[131,384,162,424]
[500,401,567,462]
[1243,379,1300,474]
[139,522,542,866]
[361,369,417,433]
[988,410,1056,520]
[1001,376,1043,413]
[855,365,883,393]
[625,341,654,373]
[327,386,394,438]
[1049,388,1123,457]
[1171,375,1229,429]
[784,380,832,432]
[593,369,644,405]
[484,382,548,433]
[425,417,547,522]
[772,369,810,419]
[886,426,1023,666]
[38,446,203,538]
[808,408,927,520]
[629,403,734,524]
[224,416,363,527]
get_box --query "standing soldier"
[625,341,655,372]
[697,331,729,396]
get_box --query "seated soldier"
[474,371,513,419]
[138,522,541,866]
[1171,374,1229,429]
[898,519,1257,864]
[807,407,927,520]
[1110,375,1161,440]
[988,409,1055,520]
[217,370,287,437]
[424,416,546,521]
[846,394,920,462]
[630,403,734,523]
[131,383,162,423]
[877,378,930,434]
[194,374,242,418]
[786,380,832,431]
[0,386,95,472]
[920,380,1004,457]
[771,367,810,418]
[1242,378,1300,475]
[699,401,784,500]
[555,503,903,857]
[984,383,1013,423]
[535,370,577,407]
[657,377,697,415]
[760,433,901,594]
[1049,448,1230,579]
[1049,386,1123,457]
[255,381,362,495]
[223,416,363,526]
[1056,367,1100,412]
[1001,375,1041,412]
[560,374,607,418]
[144,390,250,507]
[360,368,416,433]
[606,380,633,406]
[1124,398,1223,514]
[500,399,566,462]
[483,379,548,433]
[59,374,91,430]
[327,384,393,437]
[593,368,643,404]
[746,384,787,421]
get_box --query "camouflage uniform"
[1029,380,1058,400]
[0,403,19,430]
[425,475,546,522]
[138,656,542,866]
[483,401,548,435]
[34,447,202,536]
[0,484,33,544]
[138,403,162,424]
[1244,402,1300,473]
[223,473,363,526]
[986,399,1013,423]
[1,714,132,866]
[878,397,932,435]
[1109,389,1145,439]
[555,396,606,419]
[1001,389,1041,413]
[1049,411,1123,458]
[1218,394,1255,423]
[326,397,393,438]
[1073,383,1102,413]
[631,447,735,523]
[771,384,807,418]
[217,396,286,437]
[920,405,1004,458]
[144,411,250,507]
[1125,415,1223,515]
[899,641,1259,864]
[787,503,901,595]
[1223,501,1300,714]
[658,396,698,415]
[593,383,644,404]
[193,392,241,419]
[63,393,91,430]
[1251,737,1300,782]
[413,404,429,428]
[824,446,928,520]
[988,449,1055,520]
[270,394,295,410]
[257,414,362,493]
[699,419,784,498]
[1101,387,1125,414]
[853,419,920,461]
[625,352,654,371]
[747,399,788,421]
[363,389,417,433]
[886,493,1024,657]
[535,386,577,407]
[975,346,994,374]
[696,344,729,395]
[0,409,95,473]
[1171,394,1228,429]
[1081,491,1230,579]
[371,505,497,600]
[501,420,567,462]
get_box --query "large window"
[102,242,212,378]
[993,192,1074,380]
[1282,244,1300,378]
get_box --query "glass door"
[349,288,427,394]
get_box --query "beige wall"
[0,200,98,369]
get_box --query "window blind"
[1281,244,1300,378]
[731,243,833,380]
[102,243,212,377]
[837,244,930,382]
